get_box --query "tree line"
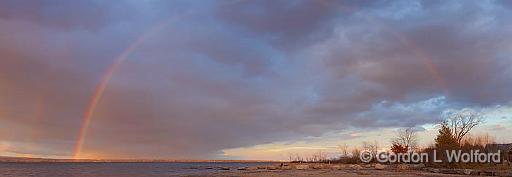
[289,108,501,166]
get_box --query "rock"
[349,164,363,170]
[337,164,349,168]
[267,166,278,170]
[411,163,425,169]
[396,164,408,171]
[247,166,258,170]
[330,165,342,170]
[375,164,387,170]
[281,166,292,170]
[463,169,473,175]
[295,164,309,170]
[220,167,230,170]
[439,169,458,174]
[257,166,267,169]
[312,164,323,169]
[430,168,440,173]
[237,167,248,170]
[206,167,214,169]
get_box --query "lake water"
[0,162,272,177]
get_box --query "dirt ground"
[192,169,472,177]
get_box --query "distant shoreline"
[0,156,279,163]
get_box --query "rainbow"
[71,1,242,159]
[321,0,448,90]
[72,38,142,159]
[72,23,167,159]
[72,2,448,159]
[375,19,448,91]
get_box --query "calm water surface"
[0,162,272,177]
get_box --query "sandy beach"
[205,169,470,177]
[184,163,512,177]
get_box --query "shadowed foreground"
[206,169,470,177]
[191,162,511,177]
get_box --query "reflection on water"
[0,162,271,177]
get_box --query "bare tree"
[351,147,362,163]
[362,141,379,156]
[443,108,484,144]
[290,153,303,162]
[351,147,361,158]
[338,144,349,157]
[462,133,496,147]
[391,127,418,151]
[317,151,327,162]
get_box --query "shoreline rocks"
[349,164,363,170]
[375,164,387,170]
[295,164,309,170]
[240,163,511,176]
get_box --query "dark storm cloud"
[308,0,512,106]
[216,0,339,49]
[0,0,511,158]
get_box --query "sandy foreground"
[180,163,512,177]
[198,169,469,177]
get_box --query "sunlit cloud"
[0,0,511,159]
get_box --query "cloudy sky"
[1,0,511,160]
